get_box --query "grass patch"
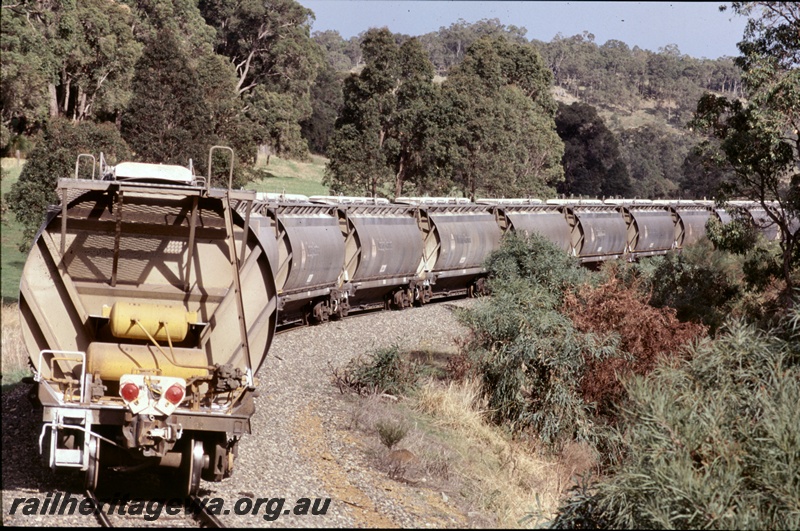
[332,345,424,397]
[598,105,662,132]
[342,378,567,528]
[334,344,571,527]
[413,379,569,527]
[1,302,30,389]
[1,158,27,302]
[249,154,329,196]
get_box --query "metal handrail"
[36,350,87,404]
[207,145,235,190]
[74,154,96,180]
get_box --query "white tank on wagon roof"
[255,192,311,203]
[109,162,195,184]
[476,198,544,205]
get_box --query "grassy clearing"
[249,154,329,196]
[1,158,26,303]
[1,160,30,388]
[598,103,664,132]
[343,376,574,528]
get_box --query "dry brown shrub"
[563,275,707,423]
[445,351,473,381]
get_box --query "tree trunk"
[48,84,58,117]
[395,157,405,199]
[61,78,71,118]
[76,89,87,121]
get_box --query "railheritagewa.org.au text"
[8,492,331,521]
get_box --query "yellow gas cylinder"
[103,302,197,342]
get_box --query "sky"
[299,1,748,60]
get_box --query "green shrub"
[7,118,131,250]
[706,214,760,255]
[331,345,420,397]
[376,419,409,449]
[458,234,616,449]
[648,239,744,332]
[742,244,784,290]
[552,307,800,530]
[640,237,791,331]
[484,232,589,301]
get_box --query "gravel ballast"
[2,299,477,528]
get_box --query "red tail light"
[120,382,140,402]
[164,384,185,405]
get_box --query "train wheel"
[476,278,487,296]
[202,433,230,482]
[180,439,204,497]
[393,290,404,310]
[84,436,100,491]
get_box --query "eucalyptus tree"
[300,59,344,155]
[198,0,323,158]
[691,2,800,289]
[438,36,564,200]
[122,0,217,53]
[324,28,401,197]
[555,102,632,198]
[313,29,356,71]
[0,0,141,133]
[0,2,50,146]
[418,18,529,76]
[325,29,439,197]
[388,38,438,197]
[618,124,692,198]
[121,29,212,170]
[679,140,734,199]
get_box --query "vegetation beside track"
[334,233,799,528]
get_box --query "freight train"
[19,149,788,494]
[242,193,786,327]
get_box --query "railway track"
[84,489,224,528]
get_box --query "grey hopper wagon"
[21,147,278,496]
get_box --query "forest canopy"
[2,2,796,275]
